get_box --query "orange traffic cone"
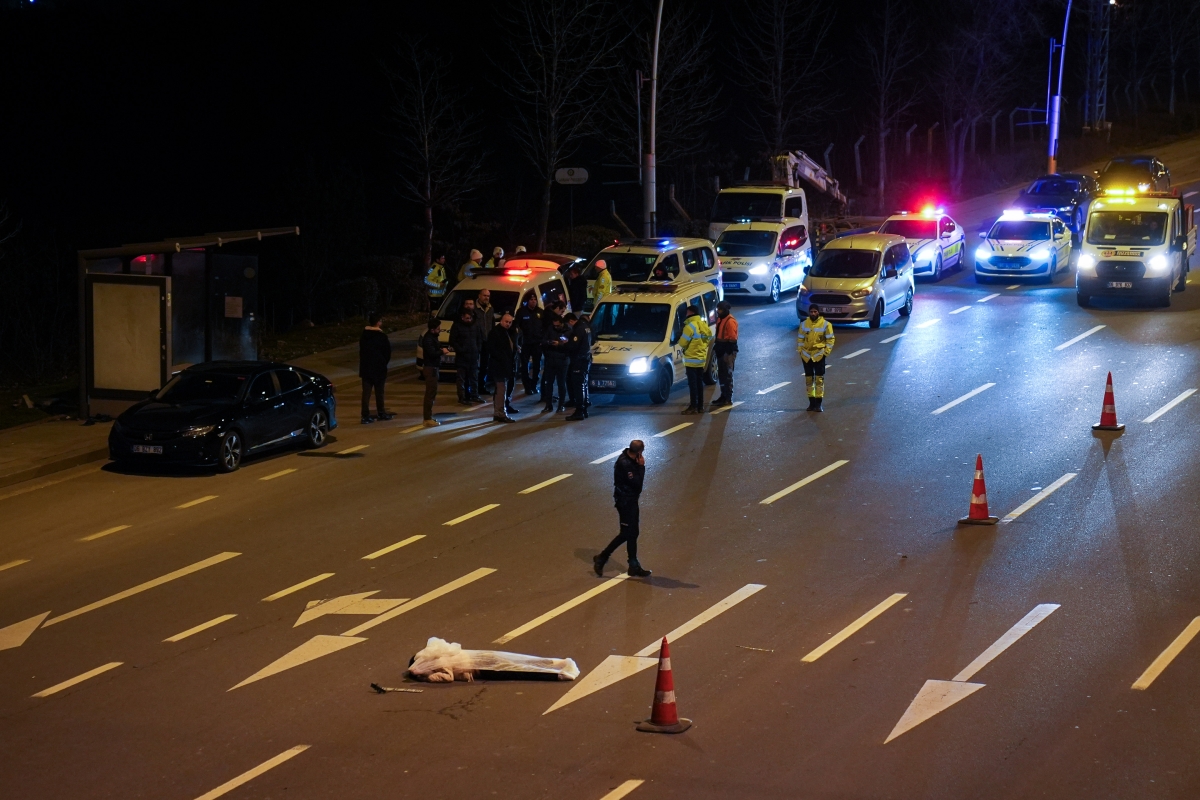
[636,637,692,734]
[1092,372,1125,431]
[958,454,999,525]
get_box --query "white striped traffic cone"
[1092,371,1125,431]
[636,637,692,733]
[959,454,999,525]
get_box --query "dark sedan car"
[109,361,337,472]
[1012,173,1097,231]
[1097,155,1171,193]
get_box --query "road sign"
[555,168,589,185]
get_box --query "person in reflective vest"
[424,254,448,309]
[797,305,835,411]
[591,259,612,305]
[679,305,712,414]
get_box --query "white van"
[708,184,809,241]
[581,238,721,311]
[587,282,720,404]
[714,219,811,302]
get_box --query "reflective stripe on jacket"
[591,270,612,302]
[680,315,712,368]
[797,316,835,361]
[424,264,447,297]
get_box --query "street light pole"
[642,0,664,239]
[1048,0,1073,174]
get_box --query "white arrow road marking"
[760,461,849,505]
[544,584,766,714]
[519,474,573,494]
[599,779,645,799]
[0,558,29,572]
[757,381,791,395]
[43,552,241,627]
[165,614,237,643]
[192,745,310,800]
[1143,389,1196,423]
[709,401,743,415]
[802,593,907,662]
[1054,325,1105,351]
[885,603,1059,742]
[33,662,123,698]
[1132,617,1200,690]
[444,504,500,526]
[494,575,630,645]
[262,573,335,602]
[842,349,870,360]
[1002,473,1076,522]
[977,293,1000,303]
[341,568,496,637]
[293,592,408,627]
[0,612,50,651]
[931,383,995,415]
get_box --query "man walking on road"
[358,313,392,424]
[419,317,449,427]
[594,439,651,578]
[679,305,712,414]
[798,304,835,411]
[711,301,738,407]
[486,312,518,423]
[515,293,544,395]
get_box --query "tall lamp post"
[1048,0,1074,174]
[642,0,664,238]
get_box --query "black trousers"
[520,344,541,393]
[422,366,438,419]
[601,496,640,564]
[685,366,705,408]
[361,376,385,418]
[568,361,589,408]
[717,352,736,399]
[456,354,479,401]
[541,360,567,405]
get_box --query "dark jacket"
[614,450,645,499]
[516,304,544,345]
[567,322,592,365]
[419,329,443,369]
[541,324,571,367]
[449,315,483,356]
[485,325,518,380]
[475,303,496,336]
[566,273,588,311]
[358,328,391,380]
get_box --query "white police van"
[714,218,811,302]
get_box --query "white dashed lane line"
[361,535,425,560]
[493,575,631,645]
[654,423,693,438]
[192,745,311,800]
[880,333,905,343]
[978,293,1000,303]
[262,573,335,602]
[598,781,645,800]
[176,495,217,509]
[164,614,238,643]
[915,319,940,329]
[931,383,995,415]
[1143,389,1196,423]
[32,662,123,698]
[949,306,971,315]
[710,401,743,415]
[842,349,870,360]
[801,593,908,662]
[1006,284,1020,289]
[79,525,131,542]
[443,504,501,526]
[0,559,29,572]
[1132,617,1200,690]
[1002,473,1076,522]
[757,381,791,394]
[519,474,573,494]
[760,460,849,505]
[591,449,625,465]
[1054,325,1105,351]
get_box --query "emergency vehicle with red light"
[876,206,966,281]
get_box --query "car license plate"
[1107,281,1133,289]
[822,306,848,314]
[131,445,163,454]
[591,379,616,389]
[724,282,741,289]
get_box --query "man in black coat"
[485,312,518,423]
[515,294,544,395]
[418,317,449,427]
[539,317,570,412]
[593,440,651,577]
[449,308,484,404]
[565,264,588,312]
[565,313,592,421]
[358,313,392,424]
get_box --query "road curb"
[0,446,110,490]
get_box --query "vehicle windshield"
[715,230,776,258]
[593,253,660,282]
[878,219,936,238]
[1026,179,1079,195]
[437,288,521,321]
[989,221,1051,241]
[155,372,248,403]
[810,249,879,279]
[590,302,670,342]
[710,192,782,223]
[1104,158,1152,173]
[1086,211,1168,246]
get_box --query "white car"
[876,207,966,281]
[714,219,811,302]
[974,211,1072,284]
[581,238,721,311]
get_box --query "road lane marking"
[32,662,123,698]
[591,449,625,464]
[760,460,849,505]
[915,319,940,328]
[165,614,238,642]
[801,593,908,662]
[842,348,870,359]
[193,745,310,800]
[341,568,497,637]
[263,573,335,602]
[444,503,500,526]
[949,305,971,315]
[654,423,692,438]
[79,525,131,542]
[0,558,30,572]
[294,592,407,626]
[259,468,297,481]
[337,444,369,455]
[1054,324,1106,351]
[176,495,217,509]
[977,293,1000,303]
[757,381,791,394]
[709,401,743,415]
[1002,473,1076,522]
[886,604,1059,742]
[519,474,573,494]
[931,383,995,415]
[545,584,766,714]
[399,424,426,433]
[362,535,425,560]
[745,309,768,316]
[44,552,242,627]
[494,575,631,645]
[1006,284,1020,289]
[1143,389,1196,423]
[1132,617,1200,690]
[0,612,50,650]
[600,781,645,799]
[880,333,905,343]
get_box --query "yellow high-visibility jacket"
[680,315,712,368]
[424,263,447,297]
[797,316,835,361]
[591,269,613,302]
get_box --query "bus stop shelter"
[78,227,298,419]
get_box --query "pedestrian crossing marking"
[1132,617,1200,690]
[801,593,907,662]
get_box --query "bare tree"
[1160,0,1199,116]
[861,0,922,211]
[386,40,484,270]
[731,0,836,157]
[494,0,625,251]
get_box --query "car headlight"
[182,425,216,438]
[1078,254,1096,274]
[1147,254,1168,274]
[975,247,991,261]
[1031,247,1049,260]
[748,263,769,276]
[628,357,650,375]
[914,246,935,263]
[1137,182,1150,192]
[849,288,872,299]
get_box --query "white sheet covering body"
[408,637,580,683]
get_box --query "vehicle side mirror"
[1176,235,1188,251]
[885,266,898,279]
[977,231,987,239]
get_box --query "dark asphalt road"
[2,189,1200,800]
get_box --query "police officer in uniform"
[593,439,651,578]
[797,304,835,411]
[515,293,544,395]
[565,312,592,421]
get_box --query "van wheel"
[1042,256,1057,284]
[217,431,243,473]
[868,300,883,329]
[899,289,913,317]
[1175,268,1187,292]
[702,357,717,386]
[769,277,781,303]
[1076,293,1090,308]
[931,252,943,281]
[649,366,673,404]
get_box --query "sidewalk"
[0,322,435,489]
